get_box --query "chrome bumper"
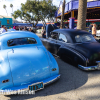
[78,61,100,71]
[0,75,60,94]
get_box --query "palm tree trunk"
[11,8,13,18]
[12,8,13,14]
[77,0,87,30]
[5,9,8,16]
[60,0,65,29]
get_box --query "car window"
[75,34,96,43]
[51,32,58,40]
[59,33,67,42]
[75,35,81,43]
[7,37,37,47]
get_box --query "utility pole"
[60,0,65,29]
[77,0,87,30]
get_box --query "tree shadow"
[5,58,88,100]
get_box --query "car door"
[54,33,67,55]
[55,33,76,55]
[46,38,57,54]
[41,38,48,48]
[43,32,58,54]
[41,37,56,54]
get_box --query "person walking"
[1,25,6,33]
[89,23,93,33]
[41,27,46,38]
[4,26,7,32]
[92,24,97,38]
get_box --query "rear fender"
[58,47,87,66]
[42,46,59,76]
[0,50,13,90]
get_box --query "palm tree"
[3,5,8,16]
[77,0,87,30]
[10,4,13,15]
[60,0,65,29]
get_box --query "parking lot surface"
[0,57,100,100]
[0,33,100,100]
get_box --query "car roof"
[0,31,35,37]
[0,31,42,50]
[53,29,91,36]
[0,31,39,41]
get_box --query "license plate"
[28,82,44,91]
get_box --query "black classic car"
[41,25,100,71]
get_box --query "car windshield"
[75,34,96,43]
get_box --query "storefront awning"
[55,0,100,19]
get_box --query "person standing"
[1,25,6,33]
[13,26,16,29]
[92,24,97,38]
[29,28,32,32]
[41,27,46,38]
[4,26,7,32]
[23,26,28,31]
[89,23,93,33]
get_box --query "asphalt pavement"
[1,56,100,100]
[0,33,100,100]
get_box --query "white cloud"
[53,0,61,7]
[53,0,71,7]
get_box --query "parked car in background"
[96,30,100,37]
[0,28,1,33]
[41,27,100,71]
[0,31,60,93]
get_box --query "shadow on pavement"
[5,57,88,100]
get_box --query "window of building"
[7,19,10,24]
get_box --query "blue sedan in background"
[0,31,60,93]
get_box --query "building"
[55,0,100,28]
[0,15,13,29]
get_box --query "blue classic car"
[0,31,60,93]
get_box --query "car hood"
[7,46,51,87]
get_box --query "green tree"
[12,0,57,27]
[77,0,87,30]
[12,10,22,19]
[3,5,8,16]
[41,0,57,24]
[60,0,66,29]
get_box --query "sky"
[0,0,70,21]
